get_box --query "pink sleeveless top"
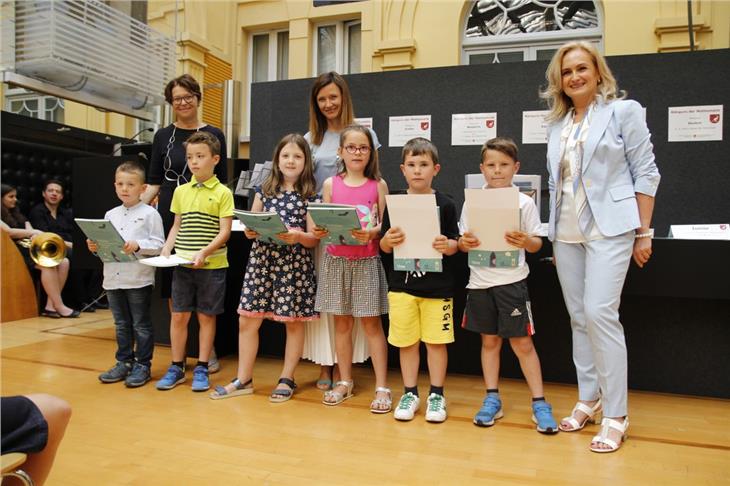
[327,175,380,258]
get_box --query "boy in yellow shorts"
[380,137,459,423]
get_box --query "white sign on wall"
[522,110,550,144]
[451,113,497,146]
[388,115,432,147]
[668,105,723,142]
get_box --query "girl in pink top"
[313,124,391,413]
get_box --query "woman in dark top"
[140,74,226,371]
[1,184,78,318]
[141,74,228,297]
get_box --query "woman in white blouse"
[541,41,660,453]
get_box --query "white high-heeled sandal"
[590,417,629,453]
[559,398,602,432]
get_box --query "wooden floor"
[1,312,729,485]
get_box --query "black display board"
[251,49,730,234]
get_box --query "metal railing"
[7,0,174,111]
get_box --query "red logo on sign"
[721,224,727,230]
[486,119,495,129]
[420,121,429,130]
[709,114,720,124]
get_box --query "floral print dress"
[238,187,319,321]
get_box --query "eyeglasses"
[344,145,371,154]
[171,95,196,106]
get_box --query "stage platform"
[1,313,728,484]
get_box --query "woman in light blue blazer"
[541,42,660,453]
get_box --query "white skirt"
[302,244,370,365]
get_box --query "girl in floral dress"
[210,133,319,402]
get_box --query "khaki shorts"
[387,292,454,347]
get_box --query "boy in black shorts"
[457,137,558,434]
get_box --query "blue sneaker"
[473,393,503,427]
[125,362,151,388]
[155,365,185,390]
[191,365,210,392]
[532,400,559,434]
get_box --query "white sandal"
[323,380,354,406]
[370,387,392,414]
[559,399,602,432]
[590,417,629,453]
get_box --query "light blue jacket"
[547,98,661,240]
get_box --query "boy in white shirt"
[457,137,558,434]
[88,161,165,387]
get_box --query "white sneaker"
[425,393,447,423]
[394,392,420,421]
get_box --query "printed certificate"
[139,255,194,267]
[451,113,497,146]
[354,117,373,130]
[388,115,431,147]
[668,105,723,142]
[522,110,550,144]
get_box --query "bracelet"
[635,228,654,239]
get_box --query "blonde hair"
[540,41,625,122]
[338,124,381,181]
[115,161,146,183]
[308,72,355,146]
[262,133,317,199]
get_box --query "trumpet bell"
[29,232,67,267]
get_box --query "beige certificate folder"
[464,186,520,252]
[385,193,442,272]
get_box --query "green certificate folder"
[308,203,365,246]
[233,210,288,245]
[75,218,137,263]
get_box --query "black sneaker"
[99,361,132,383]
[125,362,151,388]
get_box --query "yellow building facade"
[5,0,729,155]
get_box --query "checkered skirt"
[315,252,389,317]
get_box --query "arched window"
[462,0,603,64]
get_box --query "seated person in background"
[29,179,103,311]
[28,180,74,250]
[1,394,72,486]
[1,184,79,318]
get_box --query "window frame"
[4,87,66,123]
[312,19,362,75]
[463,39,603,65]
[245,28,290,137]
[461,0,604,64]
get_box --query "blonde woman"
[541,42,660,452]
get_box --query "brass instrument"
[18,232,67,267]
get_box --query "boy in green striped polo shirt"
[156,131,233,392]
